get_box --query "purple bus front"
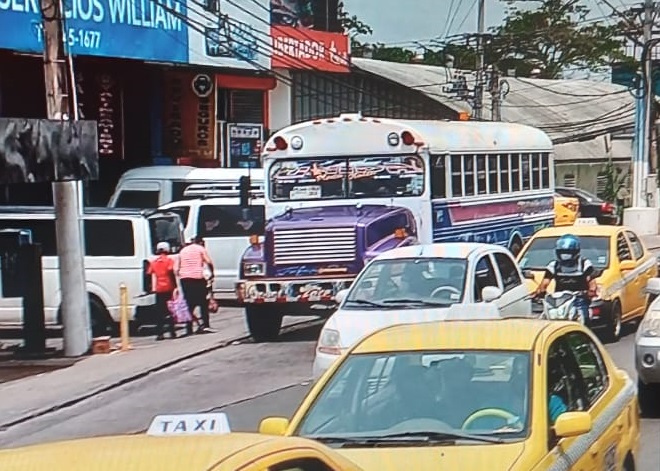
[236,204,418,341]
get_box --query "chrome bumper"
[236,278,354,304]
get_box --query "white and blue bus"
[236,114,555,339]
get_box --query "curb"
[0,318,321,431]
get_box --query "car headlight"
[243,262,265,277]
[317,328,342,355]
[639,318,660,337]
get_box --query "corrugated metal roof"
[353,58,636,145]
[554,136,632,162]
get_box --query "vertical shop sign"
[163,71,217,160]
[75,68,124,159]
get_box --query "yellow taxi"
[554,193,580,226]
[517,224,657,342]
[259,318,640,471]
[0,413,364,471]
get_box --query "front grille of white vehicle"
[273,227,357,265]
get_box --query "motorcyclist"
[534,234,597,324]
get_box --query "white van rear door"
[110,180,162,208]
[195,203,265,299]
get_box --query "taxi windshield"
[344,258,467,308]
[269,155,425,201]
[518,236,610,271]
[297,351,531,445]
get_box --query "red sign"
[271,26,350,73]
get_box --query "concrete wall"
[555,160,631,196]
[268,69,292,133]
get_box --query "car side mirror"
[335,288,349,304]
[259,417,289,436]
[646,277,660,295]
[553,411,592,438]
[620,260,637,272]
[482,286,503,303]
[522,269,535,280]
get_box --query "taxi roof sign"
[147,413,231,436]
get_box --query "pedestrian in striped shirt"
[177,235,215,335]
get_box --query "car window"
[564,332,609,407]
[474,255,499,301]
[85,220,135,256]
[269,458,335,471]
[493,253,521,292]
[114,190,160,208]
[296,350,532,440]
[626,231,644,260]
[197,204,265,237]
[617,233,632,261]
[547,338,588,420]
[164,206,191,227]
[519,236,610,270]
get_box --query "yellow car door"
[624,230,656,317]
[614,231,637,319]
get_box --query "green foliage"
[337,1,372,49]
[489,0,627,79]
[601,159,627,203]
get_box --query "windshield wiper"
[310,431,504,447]
[380,298,451,307]
[344,298,389,308]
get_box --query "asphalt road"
[0,321,655,469]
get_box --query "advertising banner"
[0,0,270,69]
[0,118,99,183]
[162,70,217,160]
[271,25,349,73]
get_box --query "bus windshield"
[269,155,425,202]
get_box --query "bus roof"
[263,115,553,158]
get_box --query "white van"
[160,197,265,301]
[0,207,185,335]
[108,166,265,208]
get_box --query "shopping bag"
[167,290,192,324]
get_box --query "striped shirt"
[178,243,209,279]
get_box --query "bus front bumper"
[236,278,354,304]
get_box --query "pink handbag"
[167,290,192,324]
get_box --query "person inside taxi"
[533,234,597,323]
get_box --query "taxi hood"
[337,442,526,471]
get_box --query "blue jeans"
[574,296,590,323]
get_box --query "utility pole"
[40,0,91,356]
[473,0,485,120]
[642,0,654,207]
[490,65,502,122]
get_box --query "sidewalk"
[0,307,318,430]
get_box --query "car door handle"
[589,443,599,457]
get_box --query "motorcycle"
[539,290,589,324]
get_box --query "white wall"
[269,68,292,133]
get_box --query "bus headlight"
[243,263,265,277]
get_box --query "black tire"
[509,238,523,257]
[602,300,622,343]
[245,305,283,342]
[90,297,115,338]
[638,378,660,418]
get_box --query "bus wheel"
[245,305,283,343]
[509,238,523,257]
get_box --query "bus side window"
[464,155,475,196]
[541,153,550,189]
[431,155,447,198]
[511,154,521,192]
[451,155,462,197]
[500,154,510,192]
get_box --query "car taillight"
[601,202,614,213]
[562,202,577,212]
[142,259,152,293]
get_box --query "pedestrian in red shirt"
[148,241,177,340]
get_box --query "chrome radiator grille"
[273,227,357,265]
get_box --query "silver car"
[635,277,660,415]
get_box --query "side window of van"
[84,220,135,256]
[0,220,58,256]
[115,190,159,209]
[198,205,265,237]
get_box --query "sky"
[343,0,642,46]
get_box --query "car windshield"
[269,155,425,201]
[518,236,609,270]
[344,258,467,308]
[296,350,531,444]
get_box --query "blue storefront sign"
[0,0,270,69]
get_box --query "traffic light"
[239,175,251,208]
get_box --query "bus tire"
[246,305,283,343]
[509,237,523,257]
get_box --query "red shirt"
[148,255,175,293]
